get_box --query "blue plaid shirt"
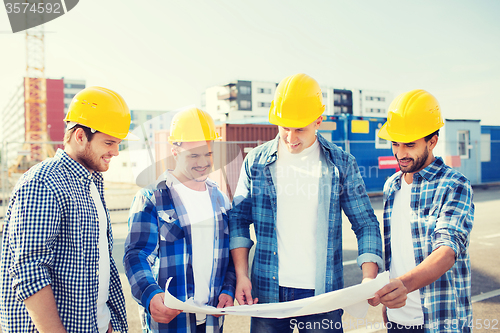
[0,149,128,332]
[383,157,473,333]
[124,171,236,333]
[229,133,383,304]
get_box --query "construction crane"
[10,10,55,173]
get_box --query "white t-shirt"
[387,177,424,326]
[172,178,215,325]
[90,181,111,333]
[276,139,321,289]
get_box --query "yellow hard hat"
[64,86,137,140]
[168,108,221,144]
[269,73,325,128]
[378,89,444,143]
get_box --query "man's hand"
[235,275,258,305]
[217,293,234,309]
[368,278,407,308]
[149,293,182,324]
[213,293,235,318]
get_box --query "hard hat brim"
[378,122,441,143]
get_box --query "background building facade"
[1,77,85,167]
[203,79,392,121]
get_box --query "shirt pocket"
[157,209,185,243]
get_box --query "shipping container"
[480,125,500,183]
[319,115,396,193]
[152,124,278,200]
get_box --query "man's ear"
[73,128,87,146]
[428,134,439,151]
[314,116,323,129]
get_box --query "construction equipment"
[9,20,55,173]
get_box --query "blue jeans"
[251,286,344,333]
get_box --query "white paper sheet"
[163,271,389,318]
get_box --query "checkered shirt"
[229,133,383,304]
[0,149,128,332]
[124,171,236,333]
[383,157,474,332]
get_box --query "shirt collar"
[56,149,104,184]
[414,156,444,182]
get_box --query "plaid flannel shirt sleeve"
[221,255,236,298]
[229,157,255,250]
[432,179,474,256]
[123,189,163,314]
[221,196,236,297]
[8,180,60,301]
[339,154,383,271]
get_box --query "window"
[375,129,391,149]
[334,106,341,114]
[377,97,385,102]
[146,115,153,120]
[65,83,85,89]
[239,86,251,95]
[366,96,373,101]
[258,102,271,108]
[322,92,328,98]
[481,133,491,162]
[258,88,271,94]
[240,100,251,109]
[458,130,470,159]
[334,93,341,103]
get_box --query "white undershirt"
[90,181,111,333]
[387,177,424,326]
[276,139,321,289]
[172,177,215,325]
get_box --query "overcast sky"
[1,0,499,125]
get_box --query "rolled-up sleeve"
[340,155,383,271]
[8,180,59,301]
[432,180,474,256]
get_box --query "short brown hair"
[63,125,97,146]
[424,130,440,142]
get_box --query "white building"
[1,83,25,166]
[203,80,391,121]
[352,89,392,117]
[202,80,277,122]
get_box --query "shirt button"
[272,276,276,280]
[273,252,276,255]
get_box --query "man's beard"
[78,142,109,173]
[397,147,429,174]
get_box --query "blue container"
[319,115,395,193]
[481,125,500,183]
